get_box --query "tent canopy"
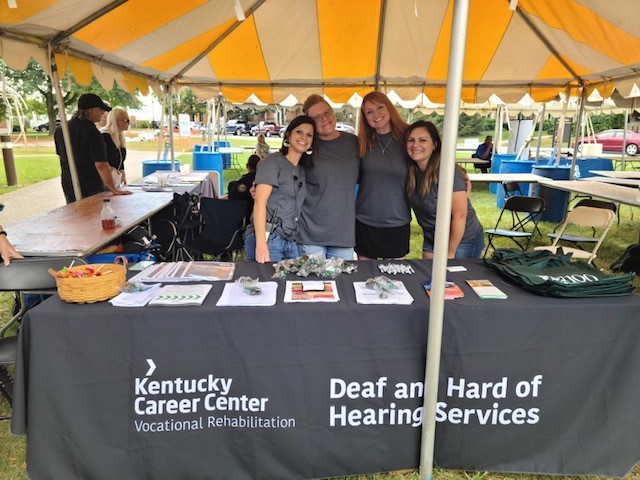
[1,0,640,104]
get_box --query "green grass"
[0,133,639,479]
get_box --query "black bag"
[611,244,640,274]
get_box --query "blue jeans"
[244,232,299,261]
[299,244,355,261]
[422,228,485,259]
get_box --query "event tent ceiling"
[1,0,640,105]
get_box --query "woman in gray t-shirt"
[245,116,317,263]
[406,120,484,259]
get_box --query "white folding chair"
[534,206,616,264]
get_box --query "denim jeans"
[423,228,485,259]
[244,232,299,261]
[299,244,355,261]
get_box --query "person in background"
[256,133,271,159]
[100,107,130,187]
[221,154,260,221]
[471,135,493,173]
[0,226,22,266]
[245,116,317,263]
[298,94,360,261]
[356,91,410,260]
[54,93,131,203]
[406,120,484,259]
[94,100,110,130]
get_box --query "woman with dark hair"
[245,116,317,263]
[406,120,484,259]
[355,91,411,260]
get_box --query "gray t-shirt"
[356,132,411,227]
[408,168,483,249]
[254,152,307,240]
[297,132,360,247]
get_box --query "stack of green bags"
[485,249,636,297]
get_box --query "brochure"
[284,281,340,303]
[130,261,236,283]
[148,284,212,306]
[216,281,278,307]
[353,280,414,305]
[466,279,508,299]
[422,279,464,300]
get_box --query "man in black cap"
[54,93,132,203]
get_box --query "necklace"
[377,134,393,156]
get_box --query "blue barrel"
[530,165,571,222]
[142,160,181,177]
[496,160,535,208]
[193,150,223,193]
[490,153,517,193]
[194,144,212,153]
[214,141,232,169]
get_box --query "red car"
[576,129,640,156]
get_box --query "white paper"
[302,281,325,291]
[447,265,467,272]
[110,284,162,307]
[216,282,278,306]
[353,280,414,305]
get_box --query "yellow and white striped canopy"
[1,0,639,104]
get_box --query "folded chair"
[484,195,546,258]
[547,199,617,249]
[502,180,524,198]
[534,206,616,264]
[0,256,87,419]
[162,192,201,262]
[185,198,248,261]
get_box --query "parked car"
[279,125,288,137]
[34,119,61,132]
[575,129,640,156]
[251,121,282,137]
[335,122,356,134]
[225,119,250,136]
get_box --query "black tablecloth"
[11,260,640,479]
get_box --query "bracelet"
[0,231,6,236]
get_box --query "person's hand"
[111,188,133,196]
[250,184,256,199]
[120,171,127,186]
[0,232,23,266]
[255,242,270,263]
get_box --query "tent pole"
[553,85,571,166]
[157,85,167,161]
[419,0,469,479]
[535,103,545,161]
[622,108,629,170]
[493,105,501,155]
[569,88,586,179]
[50,49,81,201]
[168,83,176,170]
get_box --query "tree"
[174,88,206,120]
[3,59,142,135]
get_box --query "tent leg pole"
[419,0,470,478]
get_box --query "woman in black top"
[100,107,130,186]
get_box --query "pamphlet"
[422,279,464,300]
[148,284,212,306]
[130,261,236,283]
[353,280,414,305]
[466,279,508,299]
[284,281,340,303]
[216,281,278,307]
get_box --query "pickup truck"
[250,121,282,137]
[225,120,251,136]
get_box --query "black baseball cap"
[78,93,112,111]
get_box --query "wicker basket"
[56,256,127,304]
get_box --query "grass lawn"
[0,132,639,479]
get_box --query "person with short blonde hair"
[101,107,130,186]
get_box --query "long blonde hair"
[358,91,408,157]
[101,107,127,149]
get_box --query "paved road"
[0,149,158,226]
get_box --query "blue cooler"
[193,149,223,193]
[490,153,517,193]
[530,165,571,222]
[554,156,614,179]
[496,160,535,208]
[214,141,232,169]
[142,160,180,177]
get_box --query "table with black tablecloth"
[11,260,640,479]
